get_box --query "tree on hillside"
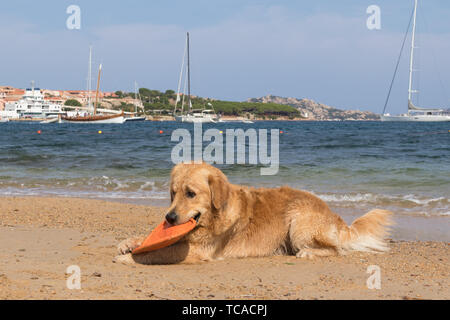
[139,88,151,97]
[64,99,82,107]
[150,90,162,97]
[165,89,175,97]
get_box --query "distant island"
[248,95,380,121]
[0,85,380,121]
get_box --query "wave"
[0,153,53,163]
[315,192,447,205]
[0,176,170,195]
[0,185,169,202]
[311,191,449,216]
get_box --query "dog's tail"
[339,209,394,253]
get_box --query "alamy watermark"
[66,265,81,290]
[66,5,81,30]
[366,265,381,290]
[366,5,381,30]
[171,123,279,175]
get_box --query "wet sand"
[0,196,448,300]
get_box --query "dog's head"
[166,162,231,230]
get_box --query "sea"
[1,121,449,240]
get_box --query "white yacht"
[174,109,219,123]
[124,81,146,122]
[381,102,450,122]
[1,82,63,120]
[173,32,220,123]
[381,0,450,122]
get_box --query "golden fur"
[115,163,393,264]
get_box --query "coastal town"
[0,84,134,121]
[0,85,121,110]
[0,84,380,122]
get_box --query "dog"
[115,162,393,264]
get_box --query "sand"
[0,196,448,300]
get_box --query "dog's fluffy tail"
[339,209,394,253]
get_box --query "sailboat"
[173,32,220,123]
[381,0,450,122]
[124,81,146,122]
[61,47,125,124]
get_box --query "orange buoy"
[159,130,164,134]
[132,218,197,254]
[37,130,41,134]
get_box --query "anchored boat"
[61,47,125,124]
[173,32,220,123]
[381,0,450,122]
[124,81,146,122]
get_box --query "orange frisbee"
[132,218,197,255]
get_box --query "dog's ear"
[171,163,186,180]
[170,164,183,202]
[208,173,230,210]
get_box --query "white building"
[0,85,63,119]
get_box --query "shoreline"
[0,196,448,299]
[1,194,448,242]
[4,117,382,122]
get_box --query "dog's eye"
[186,190,196,198]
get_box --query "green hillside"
[113,88,302,118]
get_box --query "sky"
[1,0,450,114]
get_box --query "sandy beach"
[0,196,448,300]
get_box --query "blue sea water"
[0,121,449,225]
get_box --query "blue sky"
[1,0,450,114]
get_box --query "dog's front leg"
[114,241,208,265]
[117,236,146,255]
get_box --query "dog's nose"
[165,211,178,224]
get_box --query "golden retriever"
[114,162,393,264]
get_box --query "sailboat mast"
[94,64,102,115]
[134,81,138,114]
[187,32,191,112]
[88,46,92,111]
[408,0,418,103]
[174,38,187,115]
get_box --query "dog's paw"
[113,253,136,265]
[296,249,315,260]
[117,237,142,255]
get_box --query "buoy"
[219,131,223,134]
[37,130,41,134]
[98,130,102,134]
[280,130,284,134]
[159,130,164,134]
